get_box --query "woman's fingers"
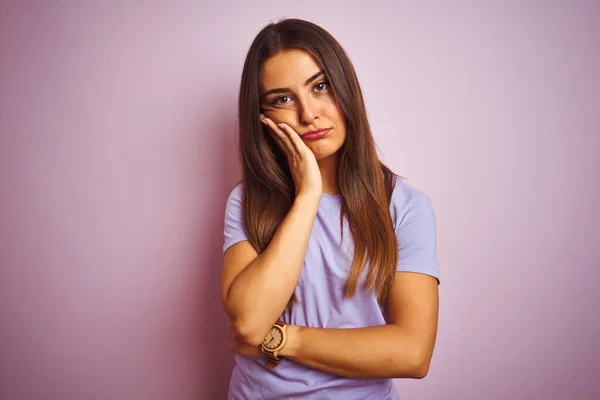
[277,122,304,154]
[261,115,298,156]
[260,115,284,143]
[227,342,263,358]
[259,114,322,196]
[226,328,263,357]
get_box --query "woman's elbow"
[411,359,431,379]
[231,319,267,347]
[391,349,433,379]
[409,350,433,379]
[223,302,266,346]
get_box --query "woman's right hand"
[261,115,322,199]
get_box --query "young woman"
[221,18,440,399]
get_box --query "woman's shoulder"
[390,176,433,223]
[224,183,245,215]
[227,182,244,201]
[391,176,430,205]
[227,178,431,211]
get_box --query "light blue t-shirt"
[223,176,440,400]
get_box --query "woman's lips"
[301,128,330,140]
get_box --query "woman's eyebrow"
[304,70,325,85]
[261,70,325,98]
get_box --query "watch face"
[262,325,284,350]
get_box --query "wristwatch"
[260,321,288,370]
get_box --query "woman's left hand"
[226,325,263,358]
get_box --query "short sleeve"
[395,194,440,283]
[223,184,249,254]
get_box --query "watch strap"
[265,352,282,370]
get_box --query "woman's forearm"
[280,324,434,379]
[225,194,320,345]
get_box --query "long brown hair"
[238,19,399,305]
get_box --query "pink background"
[1,1,598,399]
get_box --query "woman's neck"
[317,154,340,195]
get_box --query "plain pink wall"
[1,1,598,399]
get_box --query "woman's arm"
[228,271,439,379]
[222,118,323,346]
[226,191,440,377]
[222,193,320,346]
[280,272,439,378]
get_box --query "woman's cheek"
[265,109,298,126]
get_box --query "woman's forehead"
[259,49,323,90]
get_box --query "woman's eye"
[314,81,330,93]
[272,95,292,105]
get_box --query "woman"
[222,18,439,399]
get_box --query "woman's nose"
[299,97,318,124]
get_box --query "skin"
[259,49,346,195]
[223,49,439,379]
[221,50,330,350]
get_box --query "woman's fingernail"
[278,123,284,129]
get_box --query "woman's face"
[259,49,346,161]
